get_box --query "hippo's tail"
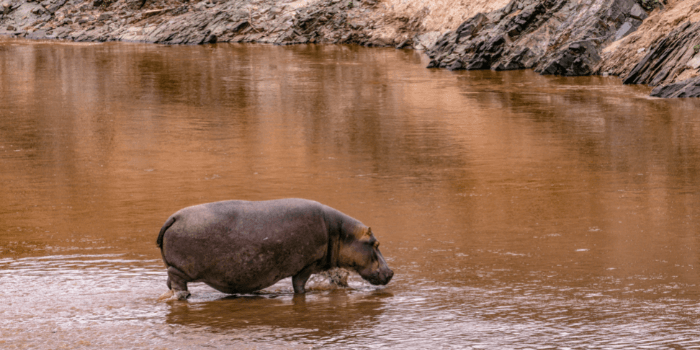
[156,216,176,249]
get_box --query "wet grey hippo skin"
[156,198,393,297]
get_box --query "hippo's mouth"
[361,269,394,285]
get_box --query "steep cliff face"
[1,0,700,97]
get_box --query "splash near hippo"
[156,198,393,300]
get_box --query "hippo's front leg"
[292,265,315,293]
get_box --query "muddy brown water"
[1,37,700,349]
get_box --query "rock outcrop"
[424,0,651,76]
[0,0,378,45]
[423,0,700,97]
[650,76,700,97]
[598,0,700,97]
[623,21,700,97]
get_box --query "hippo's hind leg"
[165,266,192,300]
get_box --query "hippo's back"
[169,198,327,237]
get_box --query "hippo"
[156,198,393,299]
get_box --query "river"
[1,37,700,349]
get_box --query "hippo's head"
[338,226,394,286]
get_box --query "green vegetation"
[695,44,700,54]
[639,0,662,10]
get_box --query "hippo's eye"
[365,239,377,249]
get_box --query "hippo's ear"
[357,226,372,238]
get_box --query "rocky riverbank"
[1,0,699,97]
[0,0,505,46]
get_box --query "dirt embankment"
[1,0,699,97]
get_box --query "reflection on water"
[1,37,700,348]
[165,291,391,335]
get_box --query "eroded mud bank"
[1,0,699,97]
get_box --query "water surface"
[2,37,700,349]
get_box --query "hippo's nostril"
[384,269,394,283]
